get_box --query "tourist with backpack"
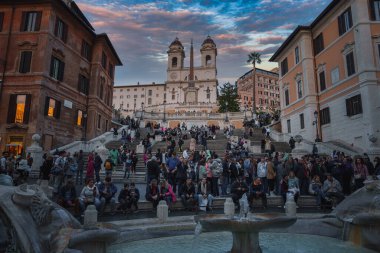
[94,153,103,183]
[104,157,114,177]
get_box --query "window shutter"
[54,17,58,36]
[357,95,362,114]
[0,12,4,32]
[62,23,68,42]
[85,78,89,95]
[35,11,42,31]
[20,12,26,31]
[348,8,353,28]
[49,57,54,77]
[6,94,17,123]
[44,97,50,116]
[23,94,31,124]
[77,74,82,92]
[370,0,376,20]
[19,51,32,73]
[338,14,344,36]
[54,100,61,119]
[58,61,65,81]
[346,99,351,116]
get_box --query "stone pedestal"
[155,135,163,142]
[157,200,168,223]
[136,142,145,154]
[224,198,235,218]
[285,192,297,217]
[84,205,98,228]
[26,134,43,172]
[190,138,196,152]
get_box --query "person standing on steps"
[94,153,103,183]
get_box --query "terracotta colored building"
[236,68,280,114]
[270,0,380,155]
[0,0,122,155]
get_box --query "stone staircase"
[234,128,291,153]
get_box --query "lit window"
[48,99,55,117]
[15,95,26,123]
[77,110,83,126]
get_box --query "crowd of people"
[2,119,380,217]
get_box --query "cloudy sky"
[76,0,331,86]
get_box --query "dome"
[170,37,183,48]
[202,36,216,47]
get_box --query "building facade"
[270,0,380,155]
[113,36,218,117]
[0,0,122,155]
[236,68,280,114]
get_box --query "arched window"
[172,57,178,68]
[206,55,211,66]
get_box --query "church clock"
[170,72,178,80]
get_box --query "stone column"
[26,134,44,172]
[84,205,98,228]
[224,198,235,219]
[157,200,168,223]
[285,192,297,217]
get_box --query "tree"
[247,52,262,117]
[217,82,240,113]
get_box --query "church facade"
[112,36,219,116]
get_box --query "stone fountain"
[195,197,297,253]
[0,184,119,253]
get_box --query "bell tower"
[200,35,217,68]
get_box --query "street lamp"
[163,100,167,122]
[133,98,136,115]
[313,110,321,142]
[244,103,247,121]
[140,102,144,120]
[225,101,229,122]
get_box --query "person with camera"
[79,178,101,214]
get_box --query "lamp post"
[140,102,144,121]
[163,100,167,122]
[133,98,136,115]
[244,103,247,121]
[313,110,321,142]
[225,101,229,122]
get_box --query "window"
[20,11,42,32]
[331,68,340,85]
[370,0,380,20]
[99,77,105,99]
[206,55,211,66]
[50,56,65,81]
[281,58,288,76]
[78,75,89,95]
[0,12,4,32]
[319,71,326,91]
[297,80,303,99]
[171,57,177,68]
[127,95,130,99]
[120,95,123,99]
[101,52,107,69]
[19,51,32,73]
[134,95,137,98]
[81,40,91,61]
[346,51,356,76]
[148,98,152,105]
[54,17,68,42]
[148,90,152,96]
[7,94,31,124]
[105,120,109,131]
[295,46,300,64]
[156,94,159,97]
[97,114,101,129]
[44,97,61,119]
[338,8,353,36]
[172,94,175,100]
[320,107,331,125]
[141,94,144,98]
[346,94,362,116]
[108,63,114,79]
[287,119,291,133]
[284,89,289,106]
[313,33,324,55]
[76,110,83,126]
[259,98,263,105]
[299,113,305,129]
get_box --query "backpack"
[105,161,112,170]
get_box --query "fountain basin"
[195,213,296,253]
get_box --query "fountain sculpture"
[0,184,119,253]
[195,197,297,253]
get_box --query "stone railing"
[49,125,130,154]
[139,111,245,120]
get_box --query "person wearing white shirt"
[257,157,268,194]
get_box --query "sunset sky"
[76,0,332,86]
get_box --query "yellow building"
[270,0,380,156]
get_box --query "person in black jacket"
[118,183,131,213]
[59,180,77,208]
[40,155,53,180]
[179,177,196,211]
[231,176,249,209]
[145,179,160,209]
[128,182,140,212]
[146,156,161,184]
[94,153,103,183]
